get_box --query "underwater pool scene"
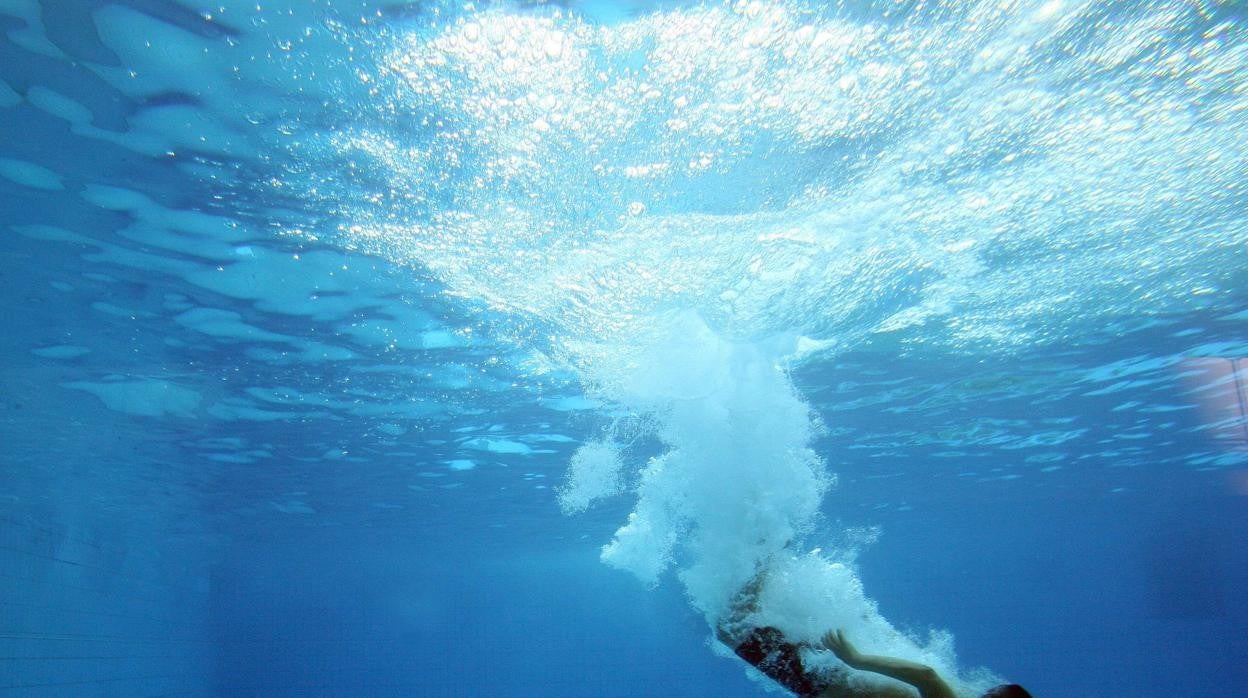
[2,0,1247,695]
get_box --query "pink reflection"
[1181,357,1248,451]
[1181,357,1248,495]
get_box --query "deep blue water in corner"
[2,1,1247,696]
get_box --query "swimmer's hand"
[822,629,864,668]
[821,629,958,698]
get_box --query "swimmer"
[823,630,1031,698]
[716,571,1031,698]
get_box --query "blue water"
[2,1,1247,696]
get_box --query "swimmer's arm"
[822,630,957,698]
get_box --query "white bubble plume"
[565,312,998,695]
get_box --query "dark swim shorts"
[734,626,831,698]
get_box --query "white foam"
[336,0,1247,359]
[557,439,624,514]
[461,437,533,455]
[584,314,828,599]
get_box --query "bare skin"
[717,570,956,698]
[822,629,958,698]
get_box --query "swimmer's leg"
[815,669,917,698]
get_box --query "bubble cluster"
[328,0,1246,354]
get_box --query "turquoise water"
[1,0,1246,695]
